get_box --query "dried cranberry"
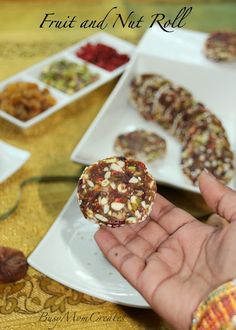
[76,42,129,71]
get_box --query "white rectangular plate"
[71,52,236,193]
[0,32,134,129]
[138,26,236,71]
[28,189,149,308]
[0,140,30,183]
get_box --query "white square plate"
[0,140,30,183]
[71,52,236,193]
[28,190,149,308]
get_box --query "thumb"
[199,170,236,222]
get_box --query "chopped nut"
[101,179,109,187]
[127,217,136,223]
[110,163,123,172]
[103,205,109,214]
[104,171,111,179]
[136,190,144,196]
[110,182,116,189]
[135,210,141,217]
[87,209,94,217]
[87,180,94,187]
[141,201,146,208]
[129,177,139,183]
[111,202,125,211]
[95,214,108,222]
[117,160,125,167]
[105,157,117,163]
[117,183,127,193]
[128,202,132,211]
[100,197,108,205]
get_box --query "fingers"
[106,219,168,250]
[199,170,236,222]
[94,228,145,286]
[150,194,196,234]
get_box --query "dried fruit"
[0,247,28,284]
[0,82,56,121]
[75,43,129,71]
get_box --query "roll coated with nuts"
[77,156,156,227]
[129,73,234,186]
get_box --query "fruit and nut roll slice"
[77,156,156,227]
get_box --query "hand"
[94,170,236,330]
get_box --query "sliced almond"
[103,205,109,214]
[87,180,94,187]
[104,171,111,179]
[110,182,116,189]
[100,197,108,205]
[117,183,127,193]
[110,163,123,172]
[141,201,146,208]
[129,177,139,184]
[117,160,125,167]
[135,210,141,217]
[111,202,125,211]
[95,214,108,222]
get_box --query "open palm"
[95,171,236,330]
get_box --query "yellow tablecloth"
[0,1,235,329]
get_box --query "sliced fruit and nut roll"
[114,130,166,163]
[129,74,171,121]
[181,134,234,185]
[204,31,236,62]
[171,103,222,142]
[77,156,156,227]
[152,84,194,130]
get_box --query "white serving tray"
[28,189,149,308]
[0,140,30,183]
[71,51,236,193]
[0,32,134,129]
[138,26,236,71]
